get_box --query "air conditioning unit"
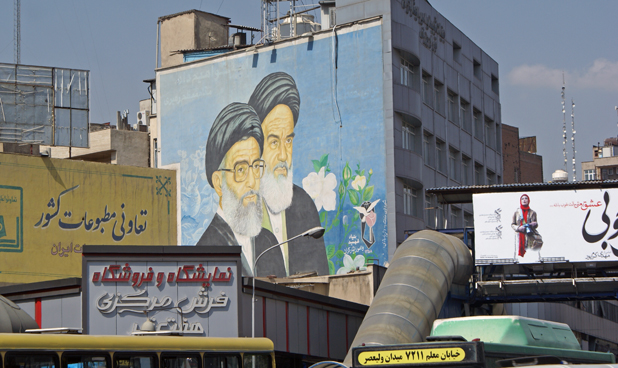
[137,110,149,126]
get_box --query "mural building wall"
[158,20,387,275]
[0,154,177,284]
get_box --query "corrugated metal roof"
[175,45,236,53]
[426,180,618,204]
[229,24,261,32]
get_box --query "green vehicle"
[350,316,615,368]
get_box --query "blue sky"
[1,1,617,181]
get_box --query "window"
[453,42,461,63]
[491,74,499,95]
[485,117,495,149]
[462,156,471,185]
[422,72,432,106]
[6,353,58,368]
[434,80,444,114]
[451,206,461,228]
[423,131,433,167]
[464,212,473,228]
[162,355,200,368]
[610,168,615,175]
[487,169,496,185]
[447,90,458,123]
[62,354,109,368]
[584,169,596,181]
[473,109,483,140]
[460,99,471,132]
[436,140,446,173]
[602,168,609,179]
[475,163,484,185]
[114,355,156,368]
[449,147,460,182]
[473,59,482,79]
[425,194,434,227]
[400,57,414,88]
[400,113,421,153]
[205,355,240,368]
[243,355,271,368]
[437,203,447,229]
[403,184,417,216]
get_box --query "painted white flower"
[351,175,367,191]
[336,254,366,274]
[302,167,337,211]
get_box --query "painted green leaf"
[319,153,329,168]
[335,250,344,259]
[328,260,335,275]
[348,189,360,206]
[353,212,359,222]
[326,245,336,259]
[332,218,340,227]
[320,211,327,224]
[312,160,322,173]
[338,182,345,197]
[363,185,374,201]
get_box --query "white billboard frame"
[473,188,618,265]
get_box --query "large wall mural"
[159,21,386,275]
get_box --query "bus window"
[241,355,271,368]
[161,355,200,368]
[203,355,239,368]
[62,353,109,368]
[5,353,59,368]
[114,355,157,368]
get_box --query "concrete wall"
[160,11,229,68]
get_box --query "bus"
[0,333,275,368]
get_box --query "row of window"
[402,186,473,228]
[2,352,271,368]
[401,123,498,185]
[399,56,500,150]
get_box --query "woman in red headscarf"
[511,194,538,257]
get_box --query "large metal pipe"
[343,230,473,365]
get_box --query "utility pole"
[14,0,20,65]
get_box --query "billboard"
[0,63,89,147]
[158,19,387,276]
[84,259,238,336]
[0,154,177,284]
[473,189,618,265]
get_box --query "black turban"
[248,72,300,126]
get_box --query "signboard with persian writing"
[85,261,238,336]
[473,189,618,265]
[352,342,482,368]
[0,154,177,284]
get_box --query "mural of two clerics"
[196,73,328,277]
[160,24,387,277]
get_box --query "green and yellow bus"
[0,334,274,368]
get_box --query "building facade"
[582,137,618,181]
[155,0,502,272]
[501,123,543,184]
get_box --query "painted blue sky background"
[158,24,388,271]
[1,1,617,181]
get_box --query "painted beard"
[221,176,263,237]
[260,161,293,214]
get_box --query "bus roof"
[0,334,274,352]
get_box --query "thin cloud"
[508,58,618,91]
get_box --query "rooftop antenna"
[14,0,20,64]
[571,99,576,181]
[561,72,567,172]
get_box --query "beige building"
[581,137,618,180]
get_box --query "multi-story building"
[155,0,502,266]
[582,137,618,181]
[501,123,543,183]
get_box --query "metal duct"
[0,295,39,333]
[343,230,473,366]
